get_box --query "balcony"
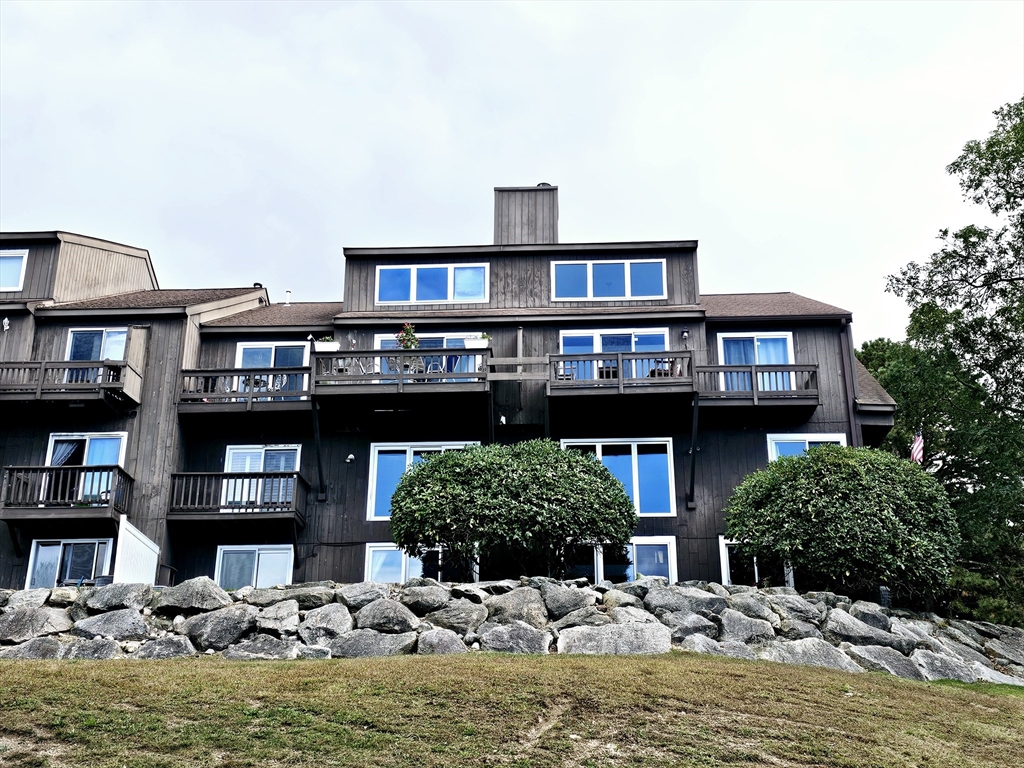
[693,364,819,406]
[547,352,694,396]
[0,465,134,522]
[312,348,489,395]
[0,360,143,407]
[168,472,308,527]
[178,367,312,412]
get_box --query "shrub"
[389,439,638,578]
[725,445,959,602]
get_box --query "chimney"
[285,290,291,306]
[494,183,558,245]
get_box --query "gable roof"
[700,292,851,319]
[48,287,261,310]
[855,359,897,408]
[204,302,345,327]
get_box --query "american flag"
[910,430,924,464]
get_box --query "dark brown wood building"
[0,190,895,591]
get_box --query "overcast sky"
[1,1,1021,345]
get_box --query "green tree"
[389,439,637,579]
[725,445,959,603]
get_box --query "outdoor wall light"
[682,329,689,340]
[345,454,356,463]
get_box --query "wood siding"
[0,241,59,301]
[0,313,35,362]
[51,242,156,302]
[494,187,558,245]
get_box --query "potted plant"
[394,323,420,350]
[313,335,341,353]
[463,332,490,349]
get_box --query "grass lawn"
[1,652,1022,767]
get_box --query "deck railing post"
[751,365,758,405]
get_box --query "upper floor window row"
[552,259,666,301]
[376,264,489,305]
[1,249,29,291]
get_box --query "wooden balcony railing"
[549,352,693,393]
[169,472,309,519]
[0,360,143,404]
[693,364,819,403]
[313,348,489,392]
[179,367,311,409]
[0,465,134,516]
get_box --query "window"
[559,328,669,379]
[222,445,300,509]
[562,439,675,516]
[234,342,309,398]
[65,328,128,384]
[376,264,489,304]
[599,536,677,583]
[367,442,477,520]
[365,543,425,583]
[373,332,487,378]
[45,432,127,503]
[719,536,794,589]
[1,249,29,291]
[551,259,666,300]
[716,332,794,391]
[766,433,846,461]
[215,545,294,590]
[26,538,113,589]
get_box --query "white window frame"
[766,433,847,461]
[25,537,114,589]
[223,444,302,472]
[64,327,129,361]
[596,535,678,583]
[233,341,311,368]
[46,432,128,467]
[214,544,294,589]
[718,535,795,589]
[372,331,486,349]
[367,442,478,520]
[550,259,667,301]
[561,438,676,517]
[1,249,29,292]
[557,328,670,353]
[364,543,427,583]
[221,444,301,511]
[716,331,795,366]
[374,263,490,305]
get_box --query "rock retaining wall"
[1,576,1022,685]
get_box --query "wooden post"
[687,392,700,510]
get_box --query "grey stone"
[285,580,336,590]
[562,577,591,589]
[937,625,986,656]
[660,611,718,642]
[823,609,915,655]
[0,607,74,643]
[181,604,258,651]
[7,589,50,611]
[550,606,612,631]
[644,586,726,617]
[336,582,389,610]
[716,640,759,660]
[477,579,519,595]
[761,586,799,596]
[539,583,597,620]
[154,577,233,614]
[327,629,417,658]
[133,636,197,659]
[67,589,96,622]
[717,608,775,644]
[608,606,658,624]
[416,628,468,655]
[485,587,549,628]
[842,643,927,681]
[764,594,823,626]
[803,591,840,607]
[969,662,1024,687]
[985,638,1024,667]
[0,636,63,659]
[601,589,643,610]
[223,634,300,660]
[705,582,731,598]
[72,609,149,641]
[779,619,823,641]
[256,599,300,636]
[86,583,153,613]
[935,637,991,667]
[725,584,756,594]
[298,603,354,646]
[424,599,488,636]
[679,633,757,659]
[522,576,559,590]
[0,589,12,609]
[478,620,551,654]
[727,594,781,629]
[912,649,977,683]
[47,586,81,607]
[399,586,450,616]
[246,586,334,611]
[757,639,863,673]
[450,584,488,604]
[356,599,419,634]
[889,620,939,652]
[850,601,891,632]
[297,645,332,659]
[611,576,668,600]
[557,622,672,655]
[62,637,124,660]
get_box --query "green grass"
[1,652,1022,767]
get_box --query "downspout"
[839,319,862,447]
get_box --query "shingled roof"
[204,302,345,327]
[855,359,897,407]
[700,292,851,319]
[49,287,261,310]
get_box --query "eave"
[343,240,698,258]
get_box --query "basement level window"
[375,264,489,304]
[766,433,846,461]
[214,545,294,590]
[26,538,113,589]
[551,259,666,300]
[0,249,28,291]
[365,543,425,583]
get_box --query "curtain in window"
[722,338,755,391]
[756,338,790,391]
[49,440,80,466]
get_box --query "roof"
[204,302,345,327]
[0,231,151,260]
[700,292,851,319]
[344,240,698,257]
[855,359,897,407]
[48,287,261,310]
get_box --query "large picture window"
[1,249,29,291]
[376,264,489,304]
[222,445,300,510]
[365,543,424,583]
[367,442,477,520]
[718,536,793,589]
[215,545,293,591]
[26,538,113,589]
[717,332,794,391]
[552,259,666,301]
[766,433,846,461]
[562,439,675,517]
[600,536,677,583]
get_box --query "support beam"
[310,400,327,502]
[687,392,700,510]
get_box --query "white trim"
[364,542,425,583]
[561,438,676,517]
[715,331,795,366]
[25,537,114,589]
[233,340,311,368]
[222,444,302,472]
[367,441,478,520]
[45,432,128,467]
[557,327,670,354]
[0,249,29,292]
[597,535,677,583]
[550,258,667,301]
[64,327,129,361]
[766,433,847,461]
[718,535,795,589]
[214,544,294,589]
[371,331,484,349]
[374,263,490,305]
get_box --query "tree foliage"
[725,446,959,602]
[389,439,637,578]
